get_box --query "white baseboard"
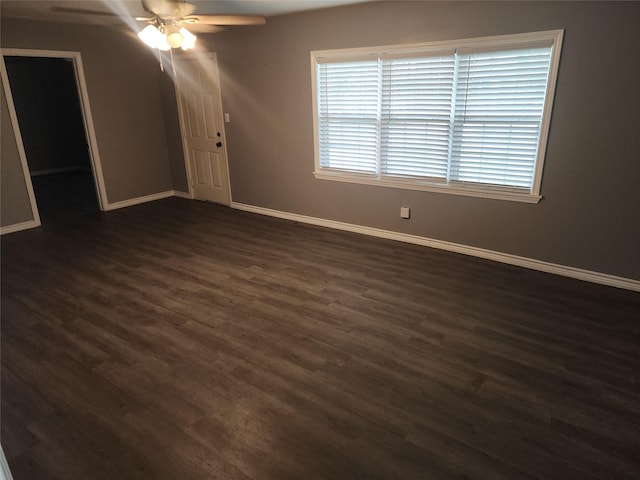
[104,190,175,211]
[0,446,14,480]
[3,190,187,232]
[104,190,193,210]
[0,219,40,236]
[231,202,640,293]
[173,190,192,199]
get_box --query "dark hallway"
[4,55,99,225]
[29,171,99,224]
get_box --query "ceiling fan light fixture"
[180,28,197,50]
[166,30,184,49]
[138,24,170,51]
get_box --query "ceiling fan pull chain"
[170,48,177,78]
[158,49,164,72]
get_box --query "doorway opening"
[2,52,106,225]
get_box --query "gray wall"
[1,75,34,226]
[202,1,640,280]
[1,18,177,205]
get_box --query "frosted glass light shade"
[167,31,184,48]
[138,25,170,51]
[180,28,197,50]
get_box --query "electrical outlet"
[400,207,410,219]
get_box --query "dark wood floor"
[1,198,639,480]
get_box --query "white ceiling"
[1,0,370,25]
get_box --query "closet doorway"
[1,49,107,225]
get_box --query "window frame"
[310,30,564,203]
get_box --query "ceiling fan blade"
[50,6,120,17]
[144,0,196,17]
[183,15,266,26]
[182,23,225,33]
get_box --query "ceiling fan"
[51,0,266,51]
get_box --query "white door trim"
[0,56,41,229]
[1,48,108,211]
[173,52,232,204]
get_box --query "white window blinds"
[451,47,552,188]
[312,31,563,201]
[381,53,455,181]
[316,59,379,174]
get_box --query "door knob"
[216,141,222,147]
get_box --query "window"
[311,30,563,203]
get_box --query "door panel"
[210,153,223,188]
[193,150,209,186]
[176,55,230,204]
[185,93,201,138]
[203,95,217,139]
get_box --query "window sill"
[313,171,542,204]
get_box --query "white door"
[175,54,231,205]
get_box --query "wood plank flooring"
[1,197,639,480]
